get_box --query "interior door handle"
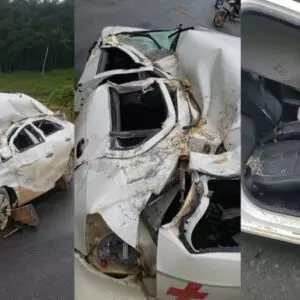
[65,137,71,142]
[46,152,54,158]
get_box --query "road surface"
[0,187,74,300]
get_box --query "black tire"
[214,0,224,9]
[214,11,226,28]
[56,151,74,191]
[0,187,11,230]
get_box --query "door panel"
[10,124,56,205]
[33,119,72,177]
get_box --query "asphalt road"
[0,187,74,300]
[74,1,300,300]
[241,233,300,300]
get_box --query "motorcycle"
[213,0,240,28]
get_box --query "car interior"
[142,174,240,252]
[109,81,168,149]
[241,13,300,216]
[190,179,240,250]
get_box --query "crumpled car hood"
[0,93,53,132]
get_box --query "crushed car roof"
[0,93,53,133]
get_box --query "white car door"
[9,123,56,206]
[32,119,73,177]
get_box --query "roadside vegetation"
[0,0,74,120]
[0,69,74,120]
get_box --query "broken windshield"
[116,26,192,60]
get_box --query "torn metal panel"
[142,185,179,238]
[189,148,241,177]
[156,177,240,300]
[75,66,156,113]
[78,125,183,250]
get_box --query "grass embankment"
[0,69,74,120]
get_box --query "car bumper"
[74,252,148,300]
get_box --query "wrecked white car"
[241,0,300,244]
[75,26,241,300]
[0,93,74,229]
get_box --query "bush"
[49,84,74,106]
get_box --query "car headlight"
[86,213,140,277]
[97,233,139,268]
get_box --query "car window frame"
[105,79,176,159]
[33,119,64,137]
[10,123,45,154]
[109,81,167,150]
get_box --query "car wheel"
[214,11,226,28]
[0,187,11,230]
[56,152,74,191]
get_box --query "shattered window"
[13,125,44,152]
[33,120,63,137]
[116,27,188,60]
[110,81,167,149]
[97,47,142,73]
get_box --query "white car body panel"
[0,93,74,207]
[241,0,300,243]
[157,229,240,299]
[75,26,241,299]
[75,253,148,300]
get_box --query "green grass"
[0,69,73,106]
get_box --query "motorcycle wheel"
[214,11,226,28]
[214,0,224,9]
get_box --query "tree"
[0,0,73,72]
